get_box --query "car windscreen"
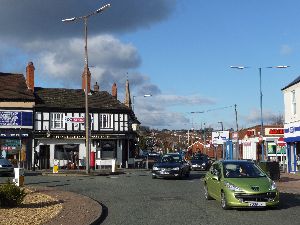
[160,155,181,163]
[223,162,266,178]
[0,158,12,165]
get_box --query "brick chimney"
[26,62,35,91]
[82,66,91,93]
[94,82,99,92]
[112,82,117,99]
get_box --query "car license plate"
[248,202,266,207]
[160,171,169,175]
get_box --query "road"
[1,170,300,225]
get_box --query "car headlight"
[224,181,242,192]
[202,163,206,166]
[270,181,277,191]
[152,166,159,171]
[172,167,180,171]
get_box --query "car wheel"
[152,174,157,179]
[185,170,190,178]
[204,184,213,200]
[221,192,230,210]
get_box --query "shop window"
[100,141,115,159]
[54,144,79,161]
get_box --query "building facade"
[282,77,300,173]
[0,63,35,169]
[1,62,139,170]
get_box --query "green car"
[203,160,279,209]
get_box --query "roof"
[281,75,300,90]
[34,87,131,112]
[0,73,35,101]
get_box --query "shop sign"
[265,128,284,136]
[65,116,85,123]
[0,132,29,138]
[246,129,256,137]
[0,111,32,128]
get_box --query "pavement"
[23,169,300,225]
[275,172,300,195]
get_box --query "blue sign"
[0,111,32,127]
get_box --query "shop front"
[264,127,286,170]
[34,133,136,170]
[284,122,300,173]
[0,110,33,169]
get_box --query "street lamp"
[230,65,290,161]
[132,94,152,112]
[62,3,111,174]
[218,121,224,131]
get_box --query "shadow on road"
[279,192,300,209]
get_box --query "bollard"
[112,159,116,173]
[13,168,24,187]
[126,160,128,169]
[53,165,59,173]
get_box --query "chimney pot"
[112,82,117,99]
[94,82,99,92]
[26,61,35,91]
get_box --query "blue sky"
[0,0,299,130]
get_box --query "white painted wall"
[283,82,300,124]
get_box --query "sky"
[0,0,300,131]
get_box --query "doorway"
[39,145,50,169]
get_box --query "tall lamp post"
[62,3,111,174]
[230,65,290,161]
[132,94,152,112]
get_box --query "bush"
[0,179,27,208]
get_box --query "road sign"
[212,131,229,145]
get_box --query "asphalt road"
[1,170,300,225]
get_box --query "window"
[292,90,296,115]
[100,114,112,129]
[51,113,65,129]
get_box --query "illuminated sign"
[265,128,284,136]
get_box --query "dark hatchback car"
[0,158,14,176]
[152,154,190,179]
[190,154,210,171]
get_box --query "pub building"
[33,65,139,170]
[0,64,35,168]
[1,62,140,170]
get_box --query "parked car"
[0,158,14,176]
[152,153,190,179]
[203,160,279,209]
[190,154,210,171]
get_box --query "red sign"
[277,137,286,147]
[65,117,85,123]
[246,130,255,136]
[268,129,284,135]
